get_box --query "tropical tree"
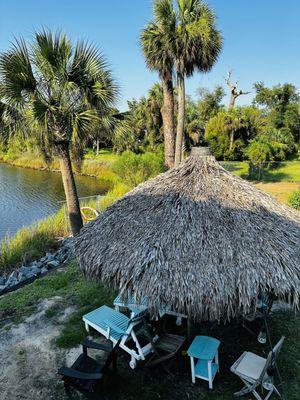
[140,0,176,168]
[254,82,300,144]
[0,30,118,235]
[113,84,163,153]
[197,85,225,126]
[174,0,222,165]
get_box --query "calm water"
[0,163,107,241]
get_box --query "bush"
[288,189,300,210]
[112,151,164,188]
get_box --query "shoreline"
[0,155,111,179]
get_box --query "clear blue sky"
[0,0,300,110]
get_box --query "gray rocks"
[47,260,60,269]
[6,272,18,288]
[0,237,74,296]
[40,267,49,275]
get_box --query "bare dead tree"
[225,71,250,109]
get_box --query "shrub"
[288,189,300,210]
[112,151,164,188]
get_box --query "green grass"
[0,262,115,348]
[0,207,68,275]
[222,160,300,183]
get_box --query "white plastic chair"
[231,336,285,399]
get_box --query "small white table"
[187,335,220,389]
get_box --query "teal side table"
[187,335,220,389]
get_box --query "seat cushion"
[83,305,130,340]
[234,351,266,380]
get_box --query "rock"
[6,276,18,288]
[6,271,18,287]
[19,266,31,276]
[40,267,48,275]
[46,253,55,262]
[18,273,28,283]
[30,266,41,275]
[47,260,60,269]
[0,285,6,293]
[0,276,6,286]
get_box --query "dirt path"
[0,297,79,400]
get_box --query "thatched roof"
[75,147,300,321]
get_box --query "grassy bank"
[0,148,119,187]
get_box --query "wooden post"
[187,318,193,343]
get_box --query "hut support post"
[187,318,194,342]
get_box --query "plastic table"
[187,335,220,389]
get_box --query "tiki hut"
[75,147,300,322]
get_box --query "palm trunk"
[57,142,83,236]
[161,75,175,169]
[174,71,185,166]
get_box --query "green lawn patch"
[0,262,114,334]
[222,161,300,183]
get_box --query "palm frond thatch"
[75,148,300,322]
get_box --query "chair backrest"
[269,336,285,366]
[258,336,285,382]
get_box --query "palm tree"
[140,0,176,168]
[174,0,222,165]
[0,30,118,235]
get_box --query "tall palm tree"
[0,30,118,235]
[174,0,222,165]
[140,0,176,168]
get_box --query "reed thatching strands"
[75,147,300,322]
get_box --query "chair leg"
[190,357,195,384]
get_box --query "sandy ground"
[0,297,80,400]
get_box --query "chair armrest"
[58,367,103,381]
[104,319,128,335]
[82,339,112,353]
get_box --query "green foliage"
[112,151,164,187]
[288,189,300,210]
[197,86,225,125]
[0,29,118,162]
[113,84,163,154]
[246,140,273,167]
[205,108,262,160]
[254,82,300,145]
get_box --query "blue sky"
[0,0,300,110]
